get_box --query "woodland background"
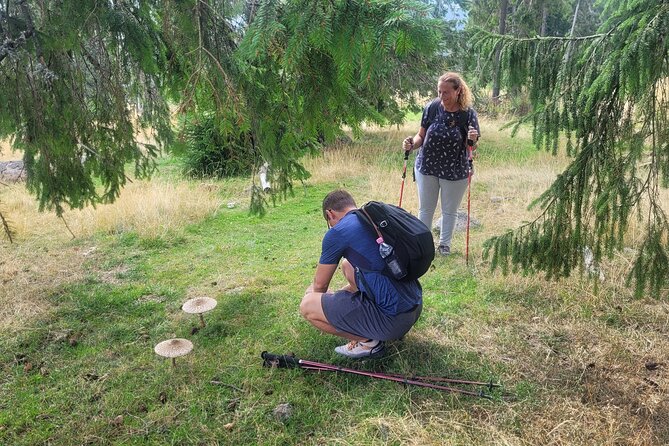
[1,1,667,444]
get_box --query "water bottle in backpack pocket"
[354,201,435,282]
[376,237,407,280]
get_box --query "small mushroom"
[154,338,193,367]
[182,297,217,328]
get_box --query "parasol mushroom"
[182,296,217,328]
[154,338,193,367]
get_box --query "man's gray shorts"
[321,289,422,341]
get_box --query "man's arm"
[311,263,339,293]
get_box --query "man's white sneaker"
[334,340,386,359]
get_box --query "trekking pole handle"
[466,125,478,163]
[401,149,410,182]
[261,351,301,368]
[403,136,414,152]
[466,138,475,170]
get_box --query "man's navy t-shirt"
[319,211,422,316]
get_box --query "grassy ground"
[0,119,667,445]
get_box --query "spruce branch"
[0,202,13,244]
[479,0,669,295]
[60,215,76,240]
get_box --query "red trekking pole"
[398,149,410,207]
[261,352,496,399]
[465,137,475,266]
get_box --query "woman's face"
[437,80,459,108]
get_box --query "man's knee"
[300,292,319,320]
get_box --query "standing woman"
[403,72,480,256]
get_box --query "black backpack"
[354,201,435,281]
[424,99,470,144]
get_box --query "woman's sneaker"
[438,245,450,256]
[334,340,386,359]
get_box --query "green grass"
[0,181,501,445]
[2,119,668,445]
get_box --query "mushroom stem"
[172,357,176,367]
[199,314,206,328]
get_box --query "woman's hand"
[467,126,479,144]
[402,137,414,151]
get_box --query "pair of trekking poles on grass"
[398,139,476,265]
[261,351,498,399]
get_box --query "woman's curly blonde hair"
[438,72,473,110]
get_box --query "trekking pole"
[380,372,500,391]
[261,352,493,399]
[398,149,410,207]
[465,135,475,266]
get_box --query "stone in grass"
[432,211,482,234]
[0,160,26,182]
[273,403,293,423]
[377,423,390,441]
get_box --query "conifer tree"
[0,0,442,228]
[473,0,669,296]
[234,0,442,211]
[0,0,172,217]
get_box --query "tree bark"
[564,0,581,63]
[492,0,508,104]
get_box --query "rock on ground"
[0,161,26,182]
[432,211,481,234]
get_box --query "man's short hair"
[322,189,357,219]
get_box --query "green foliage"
[0,0,443,218]
[0,204,14,243]
[0,0,172,216]
[474,0,669,296]
[232,0,443,209]
[180,113,255,179]
[465,0,603,94]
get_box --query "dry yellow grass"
[0,176,223,331]
[0,138,16,161]
[1,178,222,240]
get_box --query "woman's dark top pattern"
[416,98,480,181]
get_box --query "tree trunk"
[492,0,508,104]
[569,0,581,36]
[563,0,581,63]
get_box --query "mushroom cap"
[182,296,217,314]
[154,338,193,358]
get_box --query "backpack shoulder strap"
[457,109,469,142]
[353,205,382,240]
[424,99,441,126]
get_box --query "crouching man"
[300,189,423,358]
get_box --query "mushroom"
[182,296,217,328]
[154,338,193,367]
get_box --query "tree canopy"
[3,0,666,296]
[0,0,171,216]
[474,0,669,295]
[0,0,442,219]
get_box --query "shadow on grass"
[266,328,506,402]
